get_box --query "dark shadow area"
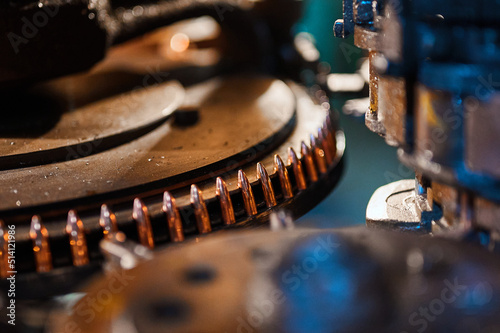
[0,89,63,137]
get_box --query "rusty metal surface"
[353,25,378,51]
[0,75,295,213]
[431,182,458,228]
[378,76,406,146]
[341,0,500,238]
[368,51,379,114]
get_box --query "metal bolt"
[354,0,374,25]
[334,19,346,38]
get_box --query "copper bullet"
[162,192,185,242]
[66,210,89,266]
[0,220,9,278]
[325,113,334,132]
[288,147,307,191]
[319,127,333,165]
[323,113,336,158]
[190,185,212,234]
[133,198,155,249]
[323,121,337,158]
[311,134,327,174]
[100,204,118,239]
[216,177,236,225]
[301,141,318,182]
[30,216,52,273]
[257,162,277,208]
[274,155,293,199]
[238,170,258,216]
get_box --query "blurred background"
[297,0,412,227]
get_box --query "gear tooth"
[216,177,236,225]
[309,133,316,150]
[190,185,211,234]
[257,162,277,208]
[0,220,8,278]
[238,170,258,216]
[301,141,318,182]
[30,215,52,273]
[323,121,337,160]
[162,192,185,242]
[66,210,89,266]
[288,147,307,191]
[326,113,334,131]
[100,204,118,239]
[311,134,327,174]
[274,154,293,199]
[319,127,333,164]
[132,198,155,249]
[325,114,337,157]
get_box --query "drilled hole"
[184,264,216,284]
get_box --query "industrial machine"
[335,0,500,240]
[1,0,500,332]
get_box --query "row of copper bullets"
[5,118,336,273]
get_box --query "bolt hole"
[184,264,216,284]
